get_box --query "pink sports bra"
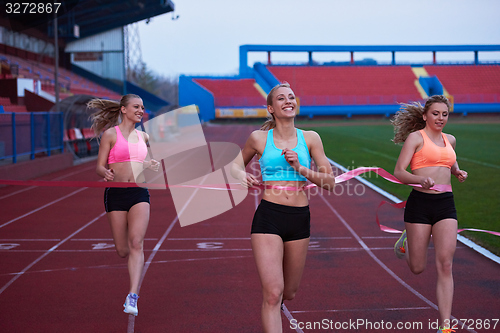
[107,126,148,164]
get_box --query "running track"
[0,124,498,333]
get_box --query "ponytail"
[391,95,451,143]
[88,94,141,136]
[260,116,276,131]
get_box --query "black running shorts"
[404,189,457,225]
[104,187,150,212]
[251,199,310,242]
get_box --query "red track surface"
[0,124,498,333]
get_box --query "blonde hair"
[391,95,451,143]
[260,82,291,131]
[88,94,141,135]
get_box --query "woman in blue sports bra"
[234,83,335,332]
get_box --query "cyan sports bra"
[410,129,456,171]
[259,129,311,181]
[107,126,148,164]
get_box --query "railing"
[452,93,500,104]
[214,96,266,107]
[297,94,423,106]
[0,112,64,163]
[288,93,500,106]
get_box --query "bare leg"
[252,234,285,333]
[283,238,310,301]
[108,211,130,258]
[126,202,150,295]
[404,222,432,274]
[432,218,457,328]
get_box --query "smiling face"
[268,86,297,119]
[423,102,449,131]
[121,97,145,123]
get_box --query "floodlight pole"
[122,26,127,95]
[53,11,60,112]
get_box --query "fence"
[0,112,64,163]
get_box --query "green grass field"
[298,118,500,255]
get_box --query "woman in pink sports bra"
[391,95,468,333]
[89,94,159,317]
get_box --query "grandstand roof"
[1,0,175,40]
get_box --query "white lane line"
[0,164,95,200]
[319,195,476,333]
[167,237,252,240]
[0,255,254,277]
[127,143,229,332]
[0,239,61,241]
[2,246,469,253]
[0,187,87,229]
[327,157,500,264]
[282,303,304,333]
[291,306,431,314]
[70,238,159,241]
[0,212,105,295]
[166,237,351,240]
[0,186,36,200]
[361,147,398,161]
[458,156,500,169]
[249,169,305,333]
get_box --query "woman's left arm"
[141,131,159,171]
[283,131,335,191]
[448,134,468,182]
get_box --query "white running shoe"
[123,293,139,316]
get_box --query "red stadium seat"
[267,65,422,105]
[194,78,266,107]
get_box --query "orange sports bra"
[410,129,456,171]
[107,126,148,164]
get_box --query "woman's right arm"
[231,130,261,187]
[394,131,435,189]
[96,130,115,181]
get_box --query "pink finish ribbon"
[254,167,452,192]
[1,168,498,237]
[0,179,240,191]
[376,200,500,237]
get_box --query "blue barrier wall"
[0,112,64,163]
[179,75,215,122]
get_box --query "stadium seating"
[267,65,422,105]
[2,105,28,112]
[0,97,11,105]
[424,65,500,103]
[194,78,266,107]
[1,52,122,102]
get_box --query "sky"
[137,0,500,79]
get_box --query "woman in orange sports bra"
[89,94,159,317]
[391,95,468,333]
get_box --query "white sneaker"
[123,293,139,316]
